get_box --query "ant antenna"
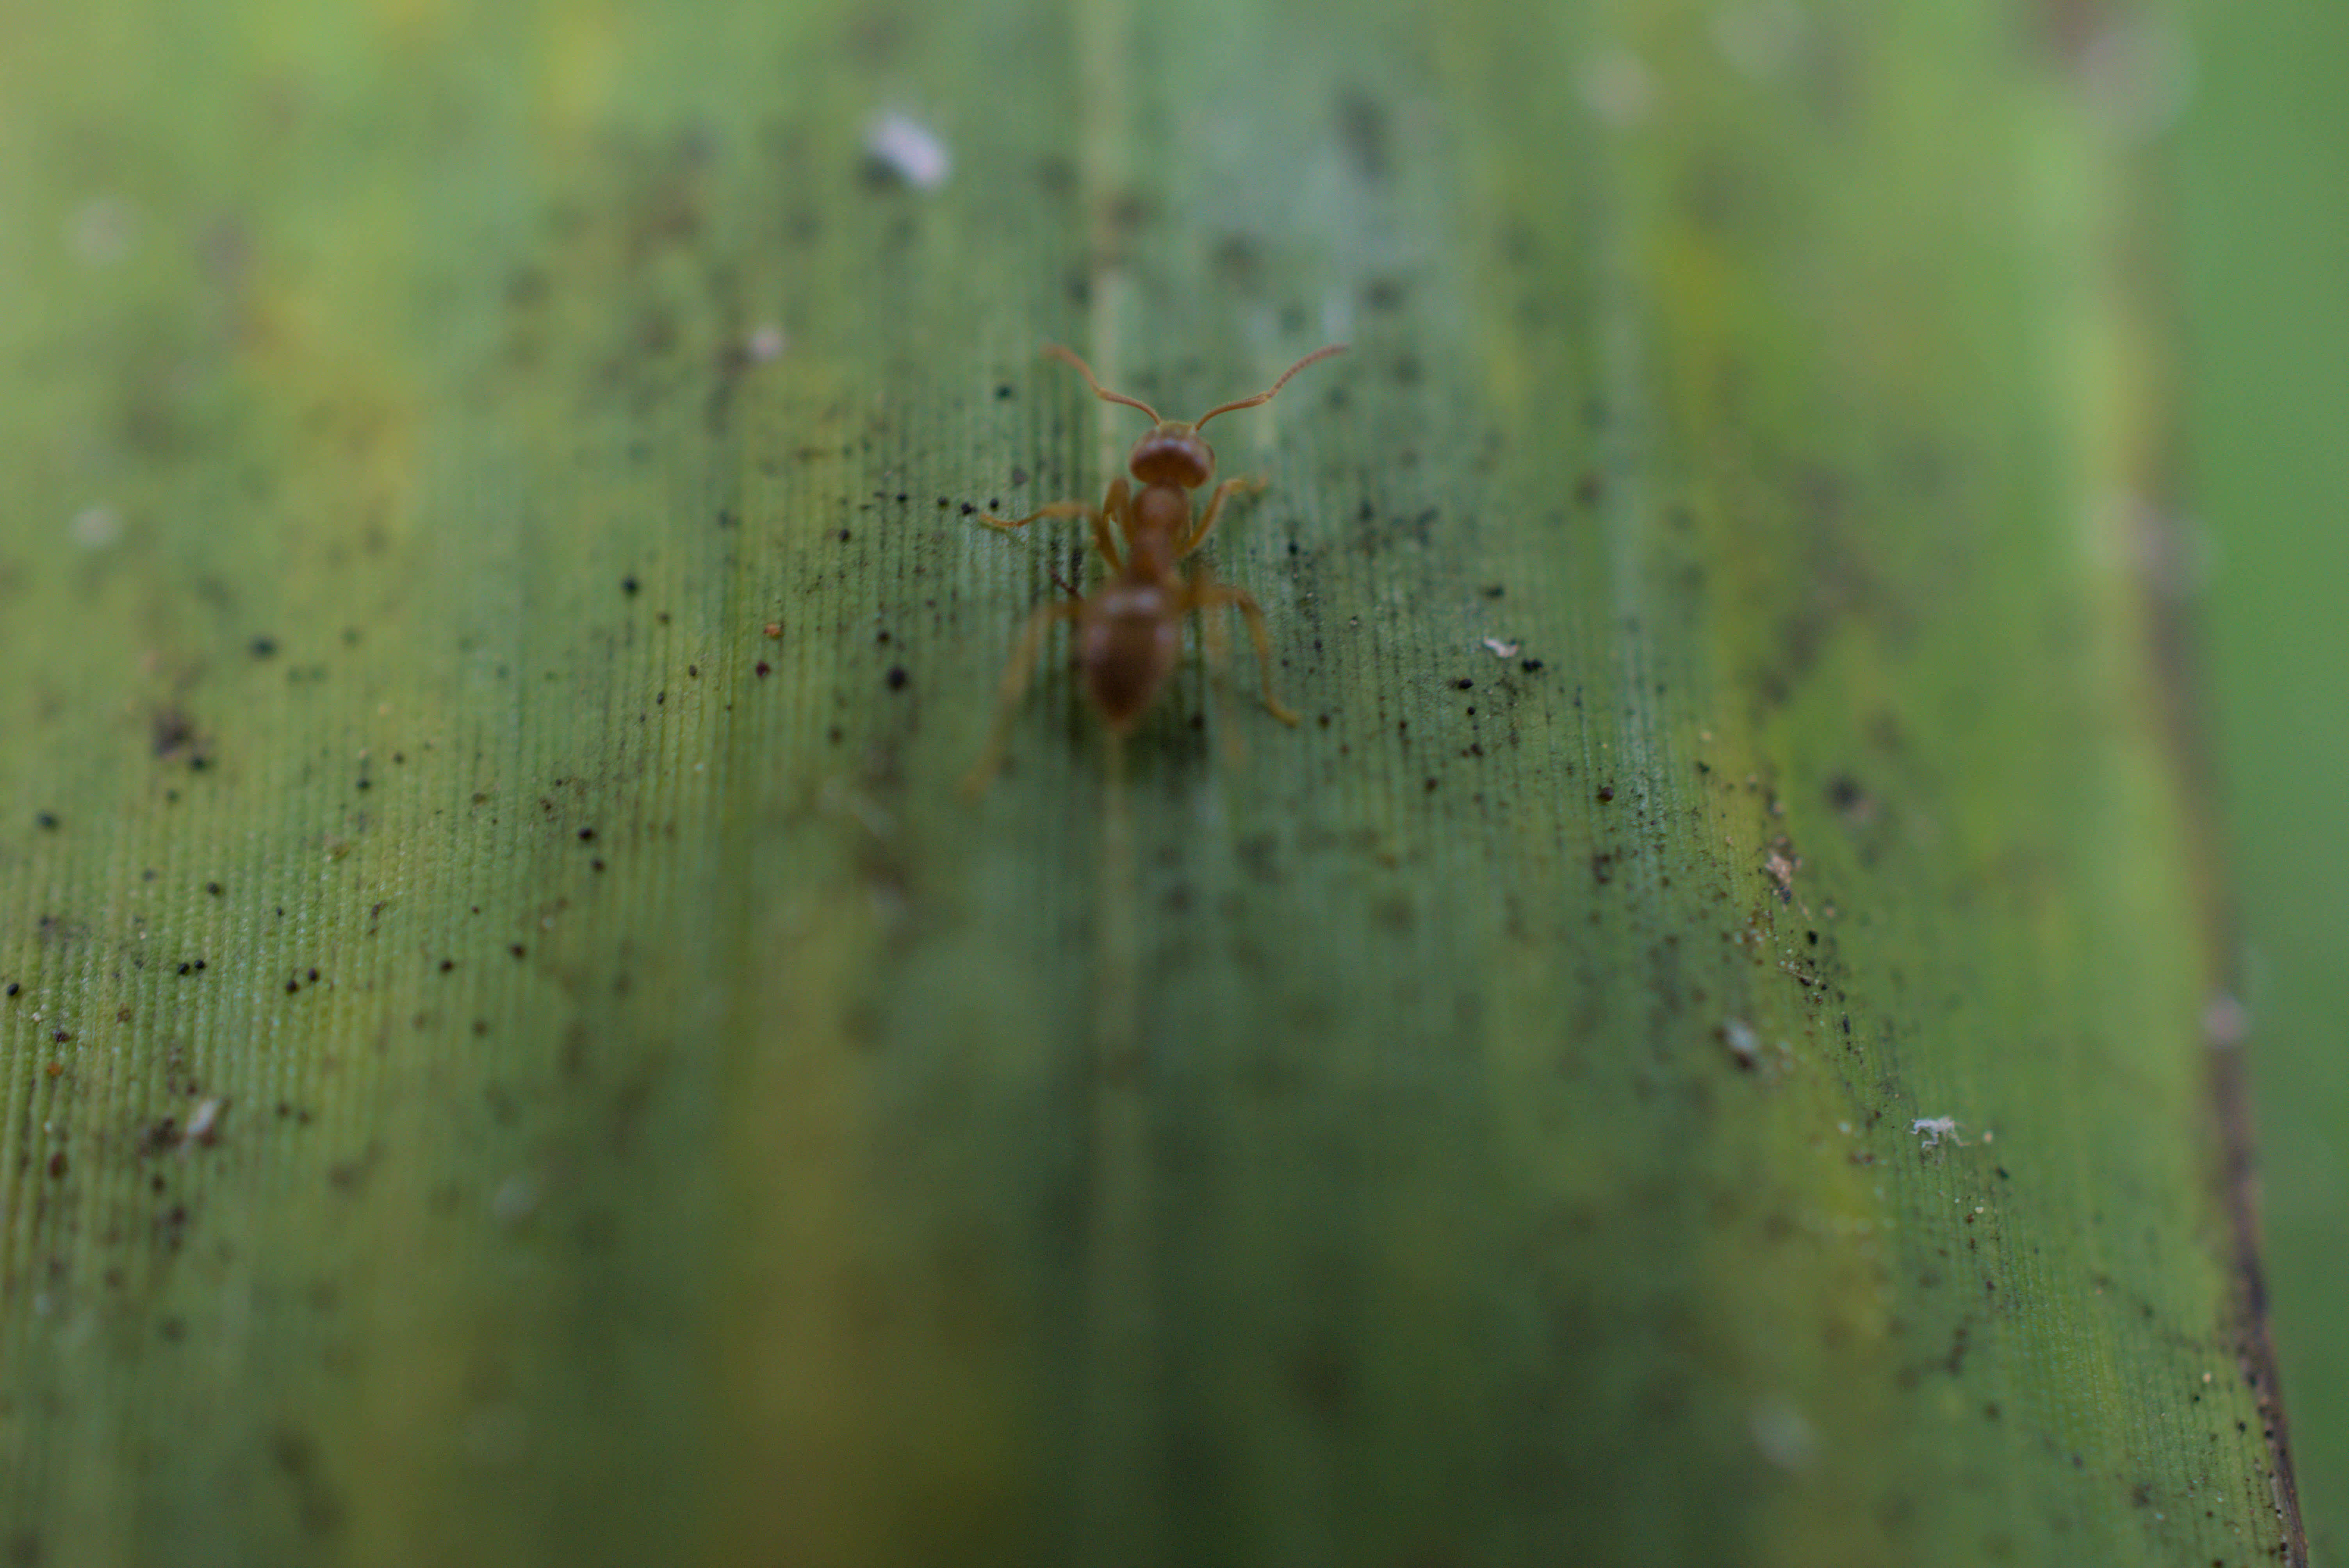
[1042,344,1162,424]
[1193,344,1349,430]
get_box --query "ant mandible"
[961,340,1347,795]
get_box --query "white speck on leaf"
[183,1098,225,1148]
[66,196,138,264]
[866,112,951,189]
[70,505,121,549]
[1577,46,1656,128]
[1750,1395,1816,1471]
[492,1175,539,1228]
[1911,1116,1966,1150]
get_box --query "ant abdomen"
[1080,587,1183,731]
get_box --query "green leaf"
[0,0,2300,1564]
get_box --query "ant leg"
[961,599,1084,798]
[980,480,1128,572]
[1193,581,1301,727]
[1095,477,1130,572]
[1174,475,1265,560]
[978,498,1093,531]
[1189,561,1246,764]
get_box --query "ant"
[962,341,1346,795]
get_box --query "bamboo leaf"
[0,1,2300,1564]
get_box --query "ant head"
[1126,422,1214,489]
[1040,341,1347,494]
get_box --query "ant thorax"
[1128,483,1193,549]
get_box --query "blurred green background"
[2181,0,2349,1557]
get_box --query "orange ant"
[961,341,1346,794]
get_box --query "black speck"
[179,963,191,975]
[837,528,851,543]
[439,960,455,973]
[48,1151,68,1178]
[4,982,16,996]
[194,961,205,971]
[995,383,1014,400]
[886,666,908,690]
[35,813,58,831]
[355,778,370,791]
[286,979,299,994]
[511,945,526,959]
[577,827,596,842]
[1482,584,1504,598]
[591,859,606,873]
[1597,785,1616,803]
[1521,659,1544,673]
[621,576,640,596]
[687,665,698,677]
[251,637,278,658]
[960,502,976,515]
[207,882,224,896]
[1454,678,1474,691]
[308,968,319,982]
[1807,930,1819,945]
[1424,777,1438,792]
[755,661,772,677]
[894,491,908,503]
